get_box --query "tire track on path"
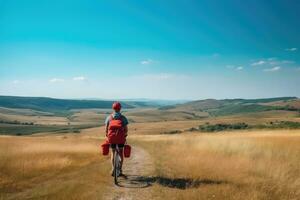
[103,146,154,200]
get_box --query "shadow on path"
[116,175,151,188]
[117,175,228,189]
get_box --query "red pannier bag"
[101,141,110,156]
[124,144,131,158]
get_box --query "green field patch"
[196,121,300,132]
[0,124,98,135]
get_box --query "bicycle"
[113,145,122,185]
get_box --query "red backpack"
[107,114,126,144]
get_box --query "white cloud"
[268,59,294,65]
[236,66,243,71]
[251,58,294,67]
[140,59,153,65]
[73,76,87,81]
[285,48,297,52]
[50,78,65,83]
[251,60,266,66]
[12,80,20,84]
[263,66,281,72]
[268,61,277,65]
[226,65,243,71]
[281,60,295,64]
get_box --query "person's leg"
[111,149,115,171]
[110,144,116,175]
[119,147,124,171]
[117,144,125,175]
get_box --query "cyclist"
[105,102,128,176]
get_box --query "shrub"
[161,130,182,134]
[199,123,249,132]
[187,127,198,132]
[270,121,300,129]
[253,121,300,129]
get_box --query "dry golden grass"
[125,108,208,122]
[226,110,300,124]
[128,120,208,135]
[1,117,300,200]
[0,134,111,200]
[0,108,108,126]
[131,130,300,200]
[0,107,52,116]
[69,109,108,126]
[0,113,69,125]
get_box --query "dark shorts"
[110,144,125,149]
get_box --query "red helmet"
[112,102,121,111]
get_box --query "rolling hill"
[0,96,155,114]
[1,96,299,117]
[260,98,300,109]
[159,97,299,116]
[0,96,299,135]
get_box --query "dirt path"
[103,146,155,200]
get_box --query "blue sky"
[0,0,300,100]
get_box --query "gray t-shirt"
[105,112,128,127]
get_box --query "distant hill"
[259,98,300,109]
[74,98,188,106]
[0,96,299,135]
[0,95,299,117]
[0,96,150,114]
[159,97,299,116]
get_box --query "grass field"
[1,98,300,199]
[0,134,111,200]
[1,122,300,199]
[133,131,300,200]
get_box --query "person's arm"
[122,115,129,137]
[105,123,109,136]
[105,116,110,137]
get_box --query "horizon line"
[0,94,298,102]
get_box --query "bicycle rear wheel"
[114,150,120,185]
